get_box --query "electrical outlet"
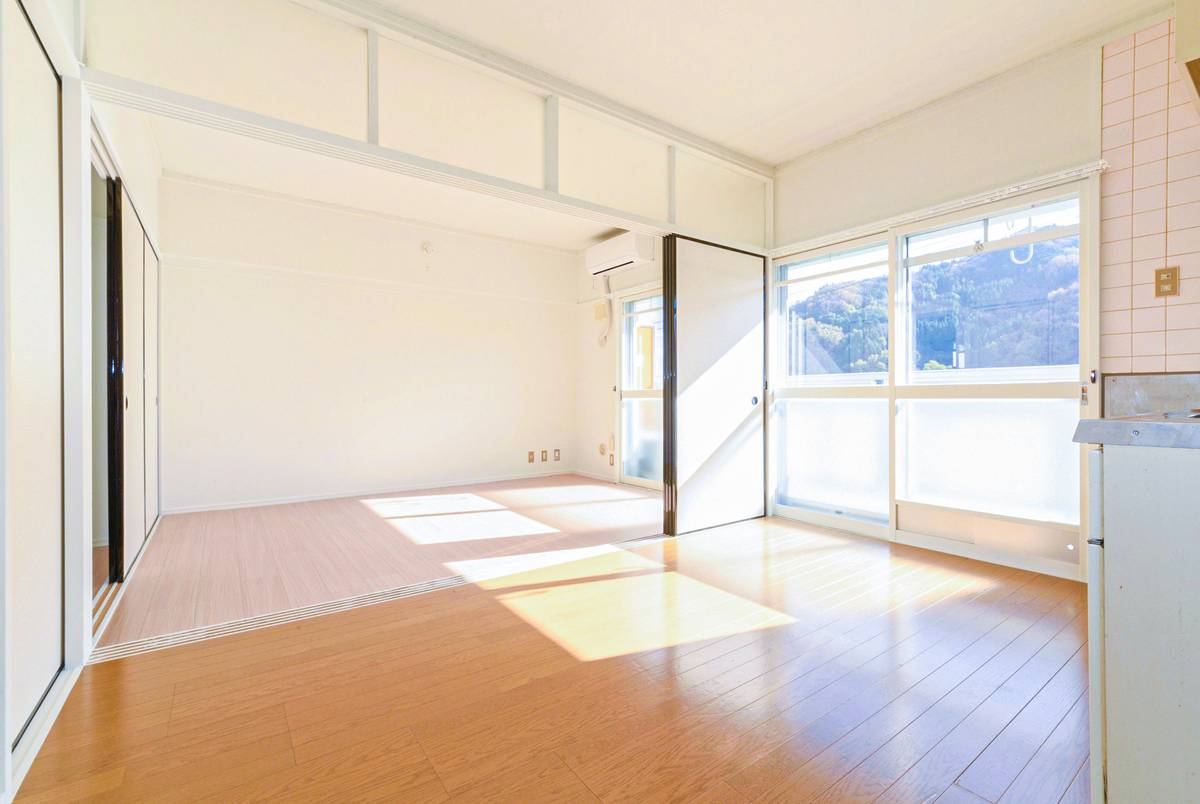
[541,449,548,462]
[553,449,561,461]
[527,451,535,463]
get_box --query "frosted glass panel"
[775,398,889,520]
[897,398,1079,524]
[622,398,662,482]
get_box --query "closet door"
[4,0,64,742]
[664,236,766,535]
[143,238,160,533]
[121,190,146,574]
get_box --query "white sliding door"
[143,236,160,532]
[4,0,64,742]
[121,190,146,574]
[667,236,765,535]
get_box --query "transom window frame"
[767,178,1101,580]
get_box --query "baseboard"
[160,469,598,515]
[771,505,890,541]
[11,666,82,799]
[894,529,1083,581]
[569,468,620,483]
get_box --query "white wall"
[773,38,1104,247]
[159,178,581,511]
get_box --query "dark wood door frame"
[107,177,126,582]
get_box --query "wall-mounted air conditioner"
[585,231,657,277]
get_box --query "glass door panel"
[620,293,663,487]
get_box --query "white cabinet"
[1091,444,1200,802]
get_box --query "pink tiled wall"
[1100,18,1200,374]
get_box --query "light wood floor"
[25,517,1088,802]
[99,474,662,646]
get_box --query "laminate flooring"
[98,474,662,646]
[27,517,1089,802]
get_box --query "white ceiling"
[374,0,1164,165]
[130,108,619,251]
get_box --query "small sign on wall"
[1156,266,1180,297]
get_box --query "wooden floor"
[99,474,662,646]
[25,517,1089,802]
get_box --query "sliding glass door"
[619,292,663,488]
[772,188,1090,573]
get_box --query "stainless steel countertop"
[1074,411,1200,449]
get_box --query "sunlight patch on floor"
[360,492,503,518]
[481,483,647,507]
[447,543,663,589]
[523,498,664,529]
[387,510,559,544]
[496,571,795,661]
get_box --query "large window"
[620,293,663,487]
[772,190,1087,564]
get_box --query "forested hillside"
[786,236,1079,376]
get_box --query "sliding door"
[144,236,160,531]
[665,236,766,535]
[121,189,147,575]
[4,0,64,744]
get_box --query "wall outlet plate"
[553,449,560,461]
[1156,266,1180,297]
[527,451,535,463]
[540,449,548,462]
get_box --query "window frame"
[767,179,1099,573]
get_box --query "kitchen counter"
[1074,411,1200,450]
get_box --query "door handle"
[751,396,759,406]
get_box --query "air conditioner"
[585,232,657,277]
